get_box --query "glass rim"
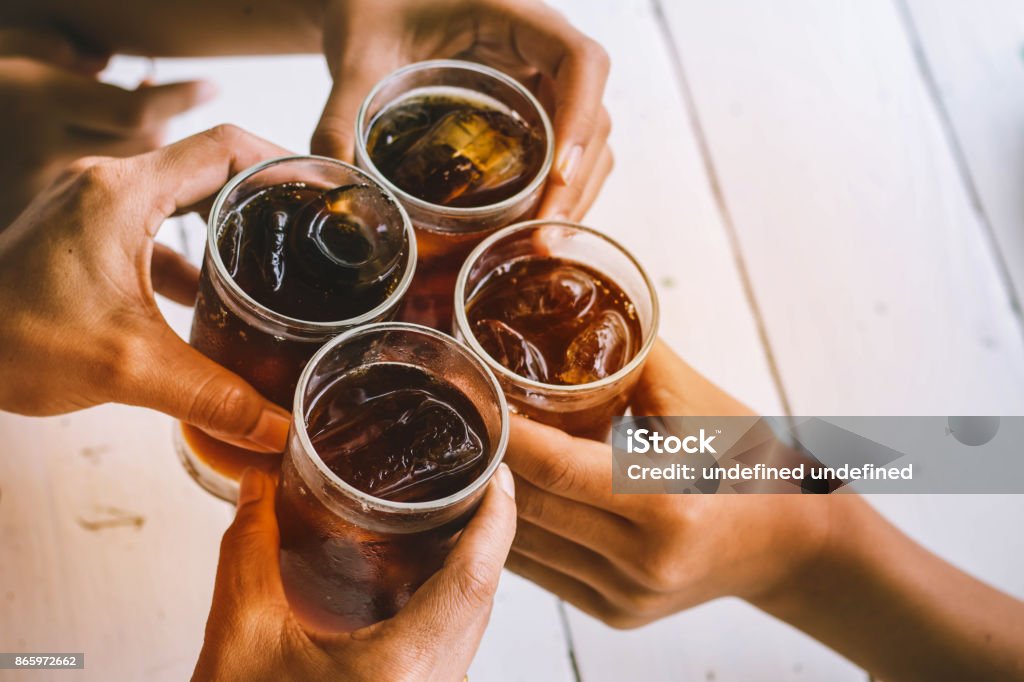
[291,321,511,514]
[454,220,661,394]
[354,59,555,225]
[206,155,418,333]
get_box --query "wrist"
[744,493,874,614]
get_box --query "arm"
[506,341,1024,681]
[1,0,614,220]
[754,495,1024,681]
[0,0,324,56]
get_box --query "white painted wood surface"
[900,0,1024,308]
[2,0,1024,680]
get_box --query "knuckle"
[73,160,122,196]
[310,126,352,155]
[514,485,547,522]
[539,455,580,493]
[578,37,611,74]
[636,545,682,592]
[452,559,497,607]
[599,107,613,137]
[220,513,262,550]
[59,155,108,182]
[99,331,149,394]
[205,123,246,146]
[603,610,649,631]
[188,379,255,433]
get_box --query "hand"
[0,125,293,453]
[0,25,215,226]
[312,0,612,220]
[193,466,517,682]
[503,340,834,628]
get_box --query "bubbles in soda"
[305,363,490,502]
[218,182,408,321]
[467,257,643,385]
[367,88,546,208]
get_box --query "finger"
[630,339,754,418]
[64,126,166,159]
[213,468,289,616]
[505,416,616,508]
[496,6,610,186]
[514,476,637,553]
[569,144,613,221]
[506,550,629,626]
[513,520,641,610]
[151,243,200,305]
[311,50,401,161]
[537,140,613,220]
[57,78,217,137]
[0,26,109,74]
[125,125,291,232]
[385,464,516,652]
[121,322,291,453]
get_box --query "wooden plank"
[899,0,1024,310]
[0,407,230,682]
[546,0,866,679]
[660,0,1024,417]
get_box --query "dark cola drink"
[277,362,490,632]
[179,158,412,499]
[217,182,408,322]
[367,91,546,208]
[467,256,643,385]
[455,223,659,442]
[357,62,554,331]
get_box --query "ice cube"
[558,310,636,384]
[511,264,598,322]
[366,103,435,169]
[259,210,288,292]
[218,211,244,278]
[391,110,533,204]
[475,319,549,382]
[314,390,483,500]
[290,183,405,287]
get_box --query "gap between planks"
[891,0,1024,344]
[649,0,795,419]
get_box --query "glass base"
[174,422,240,504]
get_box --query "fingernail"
[246,408,291,453]
[557,145,583,185]
[195,81,219,104]
[237,468,265,508]
[495,463,515,499]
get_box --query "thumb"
[311,54,398,161]
[383,465,517,664]
[213,468,288,619]
[122,322,291,453]
[629,339,754,417]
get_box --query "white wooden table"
[3,1,1024,680]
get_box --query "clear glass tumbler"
[355,59,554,330]
[276,322,509,633]
[454,220,660,441]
